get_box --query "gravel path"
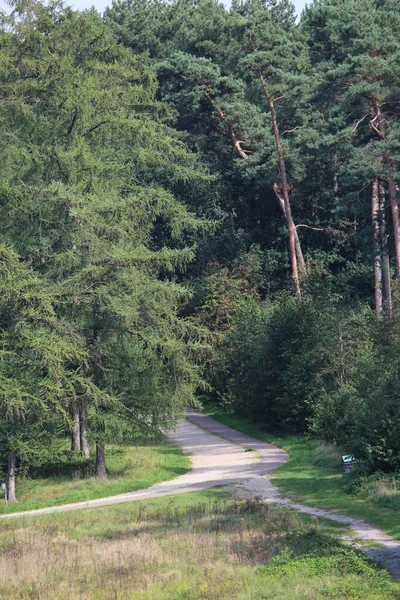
[1,410,399,579]
[0,412,287,519]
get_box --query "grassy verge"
[0,438,189,514]
[0,489,397,599]
[203,404,400,540]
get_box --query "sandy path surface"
[1,410,399,578]
[186,413,400,579]
[0,412,287,519]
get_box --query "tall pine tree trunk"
[374,100,400,289]
[8,451,17,503]
[378,177,392,314]
[387,172,400,287]
[95,443,107,479]
[372,179,383,314]
[274,184,306,274]
[80,409,90,458]
[71,404,81,452]
[204,89,305,284]
[259,70,300,297]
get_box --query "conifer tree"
[106,0,315,296]
[303,0,400,305]
[0,246,91,500]
[0,1,210,477]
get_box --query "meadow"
[0,490,398,600]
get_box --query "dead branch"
[351,113,369,132]
[281,126,300,136]
[295,224,331,232]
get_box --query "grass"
[0,489,398,599]
[203,404,400,540]
[346,473,400,512]
[0,437,190,514]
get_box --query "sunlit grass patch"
[0,491,397,599]
[0,438,190,514]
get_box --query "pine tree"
[302,0,400,305]
[107,0,317,296]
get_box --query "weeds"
[0,491,397,599]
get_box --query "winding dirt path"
[1,411,399,578]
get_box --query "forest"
[1,0,400,505]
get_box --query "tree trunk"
[95,443,107,479]
[205,88,305,285]
[294,230,305,276]
[374,100,400,289]
[274,184,306,274]
[71,404,81,452]
[387,172,400,287]
[372,179,383,314]
[259,70,300,297]
[80,409,90,458]
[378,177,392,314]
[8,451,17,503]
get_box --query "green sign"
[342,455,356,463]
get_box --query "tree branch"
[84,121,110,137]
[281,126,300,136]
[295,224,332,232]
[351,113,369,132]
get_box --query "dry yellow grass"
[0,492,398,600]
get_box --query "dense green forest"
[1,0,400,501]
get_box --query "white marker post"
[1,483,7,507]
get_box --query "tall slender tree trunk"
[95,443,107,479]
[80,409,90,458]
[372,179,383,314]
[8,451,17,503]
[387,172,400,286]
[274,184,306,274]
[71,404,81,452]
[205,88,305,284]
[374,100,400,289]
[259,70,300,297]
[93,301,107,477]
[378,177,392,314]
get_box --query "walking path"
[1,411,399,578]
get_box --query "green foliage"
[2,0,400,488]
[210,294,323,432]
[0,244,89,472]
[0,1,213,481]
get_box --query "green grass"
[0,489,398,599]
[203,404,400,540]
[0,438,190,514]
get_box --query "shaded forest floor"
[204,405,400,540]
[0,439,190,514]
[0,490,398,600]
